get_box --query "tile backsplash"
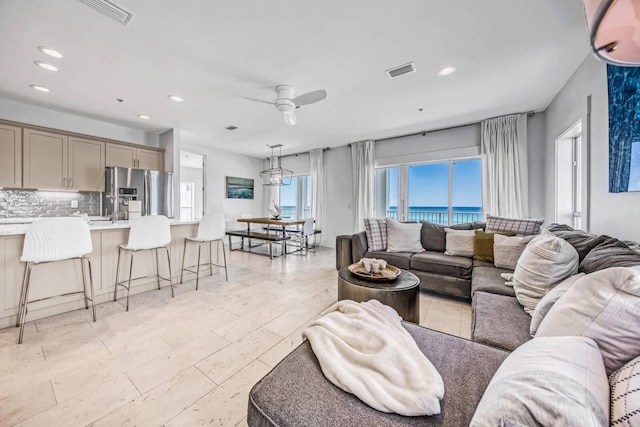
[0,190,101,218]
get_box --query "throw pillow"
[364,218,387,252]
[609,356,640,426]
[529,273,585,337]
[545,226,607,263]
[493,234,535,270]
[444,228,476,257]
[536,266,640,375]
[579,236,640,274]
[420,221,472,252]
[486,214,545,236]
[470,336,609,426]
[473,230,516,263]
[512,234,579,315]
[386,218,424,253]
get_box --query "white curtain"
[310,148,325,244]
[351,140,375,232]
[481,114,529,218]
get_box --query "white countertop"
[0,217,199,236]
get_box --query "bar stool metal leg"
[18,263,34,344]
[125,251,135,311]
[155,248,161,290]
[114,247,122,302]
[164,246,174,297]
[209,241,213,276]
[16,262,32,328]
[81,257,89,310]
[180,239,188,284]
[195,242,202,290]
[85,257,97,321]
[219,239,228,281]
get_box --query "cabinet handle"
[63,177,67,188]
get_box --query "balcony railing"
[386,210,482,225]
[280,206,311,219]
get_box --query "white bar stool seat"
[180,213,228,289]
[17,217,97,343]
[114,215,173,311]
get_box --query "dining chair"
[114,215,173,311]
[17,217,97,343]
[180,213,228,289]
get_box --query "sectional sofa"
[247,223,640,426]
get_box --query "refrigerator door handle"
[144,171,151,216]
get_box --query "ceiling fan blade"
[238,95,275,105]
[292,89,327,107]
[283,110,297,125]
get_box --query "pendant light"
[260,144,293,186]
[583,0,640,65]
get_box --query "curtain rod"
[276,146,331,159]
[374,111,535,144]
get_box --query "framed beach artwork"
[608,64,640,193]
[226,176,254,199]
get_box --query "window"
[179,151,204,222]
[280,175,311,219]
[374,159,482,225]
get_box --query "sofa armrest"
[352,231,367,262]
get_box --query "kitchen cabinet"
[0,124,22,188]
[106,143,164,171]
[23,129,105,191]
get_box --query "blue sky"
[388,159,482,207]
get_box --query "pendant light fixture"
[583,0,640,65]
[260,144,293,186]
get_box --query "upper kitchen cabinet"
[23,129,68,190]
[106,143,164,171]
[0,124,22,188]
[23,129,105,191]
[68,137,105,192]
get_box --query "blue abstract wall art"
[608,64,640,193]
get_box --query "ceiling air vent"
[77,0,134,25]
[225,125,238,131]
[386,62,416,79]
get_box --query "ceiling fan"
[241,85,327,125]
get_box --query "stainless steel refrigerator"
[103,167,174,220]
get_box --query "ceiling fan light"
[283,111,297,125]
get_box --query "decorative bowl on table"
[347,262,401,281]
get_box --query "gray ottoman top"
[248,323,509,426]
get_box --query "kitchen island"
[0,219,216,329]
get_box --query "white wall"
[181,141,265,229]
[544,54,640,241]
[0,97,159,146]
[323,145,355,247]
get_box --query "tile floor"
[0,247,471,427]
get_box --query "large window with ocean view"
[280,175,311,219]
[374,159,482,225]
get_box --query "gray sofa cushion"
[412,271,472,300]
[472,292,532,351]
[410,251,473,280]
[420,221,472,252]
[579,236,640,274]
[364,251,413,270]
[472,266,516,297]
[248,323,509,427]
[546,226,607,263]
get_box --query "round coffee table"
[337,267,420,323]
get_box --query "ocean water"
[387,206,482,213]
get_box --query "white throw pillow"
[529,273,584,337]
[493,234,535,270]
[385,218,424,253]
[444,228,476,257]
[609,355,640,426]
[512,234,579,315]
[470,336,609,426]
[536,266,640,375]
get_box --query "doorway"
[180,151,204,221]
[555,122,584,230]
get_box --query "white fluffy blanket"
[302,299,444,416]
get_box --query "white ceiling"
[0,0,590,158]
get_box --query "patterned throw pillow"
[609,356,640,426]
[486,215,545,236]
[363,218,387,252]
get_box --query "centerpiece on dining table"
[268,200,281,220]
[348,258,401,281]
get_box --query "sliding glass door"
[279,175,311,219]
[374,159,482,225]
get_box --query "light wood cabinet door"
[23,129,68,190]
[69,137,105,192]
[136,148,164,171]
[0,124,22,188]
[106,143,136,168]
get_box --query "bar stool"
[114,215,173,311]
[180,213,228,289]
[17,217,97,344]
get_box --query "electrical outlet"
[71,200,78,208]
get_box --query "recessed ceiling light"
[30,84,50,93]
[138,114,150,120]
[168,95,184,102]
[37,46,63,59]
[34,61,58,71]
[437,65,457,77]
